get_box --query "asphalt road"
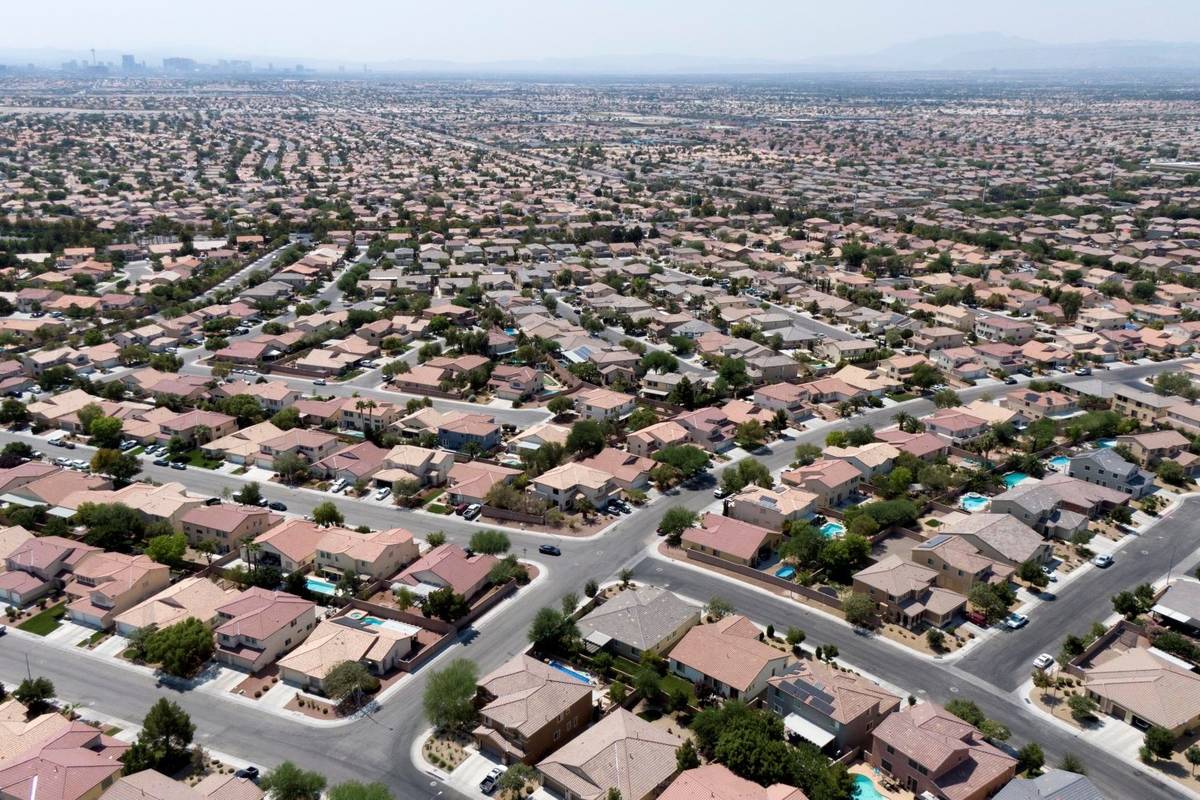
[5,355,1196,800]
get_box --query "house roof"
[768,659,900,727]
[993,769,1105,800]
[660,765,808,800]
[681,512,777,562]
[1084,647,1200,731]
[668,614,788,692]
[215,588,314,640]
[577,586,698,653]
[113,576,235,633]
[476,655,593,738]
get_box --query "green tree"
[626,406,658,432]
[842,593,876,628]
[547,395,573,416]
[1017,742,1045,776]
[273,452,311,484]
[260,762,327,800]
[705,596,734,621]
[528,607,578,652]
[13,677,54,714]
[422,659,478,732]
[1059,753,1087,775]
[1017,559,1049,588]
[468,529,510,555]
[88,416,124,448]
[327,782,391,800]
[271,407,302,430]
[734,420,768,450]
[120,698,195,774]
[235,482,263,505]
[312,501,343,526]
[421,587,469,622]
[652,445,709,477]
[324,661,380,705]
[218,395,265,427]
[143,618,214,677]
[968,583,1011,624]
[0,399,29,426]
[1186,745,1200,776]
[676,739,700,771]
[1144,725,1175,760]
[145,532,187,566]
[933,388,961,408]
[1068,694,1097,722]
[566,420,605,456]
[74,502,145,551]
[659,507,697,546]
[497,764,537,797]
[77,403,104,434]
[90,448,140,482]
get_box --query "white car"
[1092,554,1114,568]
[1003,612,1029,630]
[1033,653,1055,671]
[375,487,391,500]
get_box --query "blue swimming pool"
[852,774,886,800]
[960,493,990,512]
[775,566,797,579]
[819,521,846,538]
[548,660,592,685]
[362,616,385,626]
[1002,472,1029,489]
[1098,438,1117,449]
[1049,456,1070,471]
[305,576,337,595]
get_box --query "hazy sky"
[3,0,1197,65]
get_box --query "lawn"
[18,603,67,636]
[177,449,223,469]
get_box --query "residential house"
[1067,449,1155,499]
[726,485,818,530]
[277,616,418,691]
[1003,390,1078,420]
[180,505,277,554]
[681,512,782,568]
[668,614,791,701]
[574,388,637,421]
[1083,647,1200,736]
[577,448,654,491]
[256,429,343,470]
[445,461,520,505]
[767,658,900,754]
[394,543,497,603]
[990,475,1126,538]
[246,519,328,572]
[64,552,170,630]
[909,535,1015,596]
[937,512,1053,567]
[531,463,618,512]
[113,577,236,636]
[213,588,317,672]
[853,556,967,629]
[313,527,419,582]
[781,459,863,507]
[660,766,807,800]
[537,709,682,800]
[993,770,1105,800]
[576,586,699,661]
[1117,430,1191,468]
[375,445,455,488]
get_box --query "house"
[659,765,807,800]
[780,458,863,507]
[277,616,418,691]
[578,448,654,491]
[853,556,967,629]
[180,505,277,553]
[753,382,811,420]
[990,475,1125,538]
[394,543,496,602]
[726,485,818,530]
[375,445,455,488]
[1152,579,1200,636]
[156,410,237,447]
[246,518,328,572]
[531,463,618,512]
[909,535,1015,596]
[0,536,98,608]
[681,512,782,568]
[973,313,1035,344]
[445,461,520,505]
[576,586,699,660]
[993,770,1105,800]
[64,552,171,630]
[488,365,544,402]
[472,655,594,765]
[113,576,237,636]
[1111,386,1181,425]
[313,527,419,582]
[823,442,900,479]
[1002,390,1078,420]
[574,387,637,421]
[937,512,1053,567]
[1083,647,1200,736]
[1117,430,1191,468]
[669,614,791,701]
[201,422,285,465]
[0,724,128,800]
[875,429,951,461]
[311,441,389,485]
[537,709,682,800]
[767,658,900,754]
[923,409,989,444]
[256,429,343,470]
[438,414,502,452]
[213,588,317,672]
[869,703,1017,800]
[1067,449,1156,498]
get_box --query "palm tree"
[245,541,262,575]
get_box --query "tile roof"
[537,708,681,800]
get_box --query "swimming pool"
[960,493,990,512]
[305,576,337,595]
[362,616,385,626]
[548,660,593,685]
[775,565,797,579]
[819,521,846,538]
[851,774,886,800]
[1097,438,1117,449]
[1049,456,1070,471]
[1002,472,1029,489]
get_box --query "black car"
[204,497,223,506]
[153,458,171,467]
[268,501,287,511]
[235,767,260,782]
[538,544,562,557]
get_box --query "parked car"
[153,458,171,467]
[268,501,287,511]
[538,544,562,557]
[205,497,223,506]
[1003,612,1029,630]
[235,767,260,782]
[454,502,469,515]
[713,486,731,499]
[170,461,187,470]
[1003,376,1018,385]
[1074,367,1092,376]
[1041,565,1058,582]
[256,498,269,508]
[0,624,6,636]
[1092,554,1114,568]
[480,767,504,795]
[463,503,482,520]
[313,378,327,386]
[375,487,391,500]
[1033,653,1055,671]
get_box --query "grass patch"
[18,603,67,636]
[887,391,916,402]
[427,504,449,515]
[660,672,698,703]
[79,629,109,648]
[175,449,223,469]
[128,447,145,456]
[336,369,365,382]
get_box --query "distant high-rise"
[163,57,196,73]
[121,54,136,71]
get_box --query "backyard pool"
[1097,438,1117,448]
[1002,472,1030,489]
[1048,456,1070,471]
[305,576,337,596]
[775,566,797,579]
[548,660,593,685]
[960,493,990,512]
[362,616,386,626]
[819,521,847,538]
[851,774,886,800]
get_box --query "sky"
[2,0,1197,67]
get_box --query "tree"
[422,587,469,622]
[1017,559,1049,588]
[1017,743,1045,776]
[312,501,343,526]
[633,666,662,703]
[426,531,446,547]
[77,402,104,434]
[926,628,946,651]
[274,452,311,484]
[145,532,187,566]
[272,407,302,430]
[1186,745,1200,776]
[659,507,697,546]
[652,445,709,477]
[144,618,214,677]
[86,416,123,449]
[842,593,875,628]
[260,762,327,800]
[1059,753,1086,774]
[676,740,701,771]
[1157,459,1187,486]
[1144,725,1175,760]
[324,661,380,705]
[547,395,573,417]
[626,406,658,432]
[235,482,263,505]
[90,448,140,482]
[218,395,265,427]
[968,583,1011,625]
[120,698,195,774]
[422,659,478,732]
[327,782,391,800]
[734,420,768,450]
[785,627,806,650]
[1065,693,1097,724]
[0,399,29,426]
[74,502,145,551]
[566,420,605,456]
[705,596,734,621]
[468,529,510,555]
[909,362,943,389]
[933,388,961,408]
[13,677,54,714]
[641,350,678,373]
[496,764,536,797]
[529,607,578,652]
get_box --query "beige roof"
[205,422,285,459]
[0,525,34,562]
[668,615,788,692]
[476,655,592,737]
[277,618,415,680]
[660,765,808,800]
[0,700,71,765]
[113,577,235,633]
[535,462,614,492]
[855,555,937,596]
[537,708,682,800]
[767,659,899,727]
[1085,647,1200,730]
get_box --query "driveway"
[444,751,503,800]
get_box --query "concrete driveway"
[445,751,504,800]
